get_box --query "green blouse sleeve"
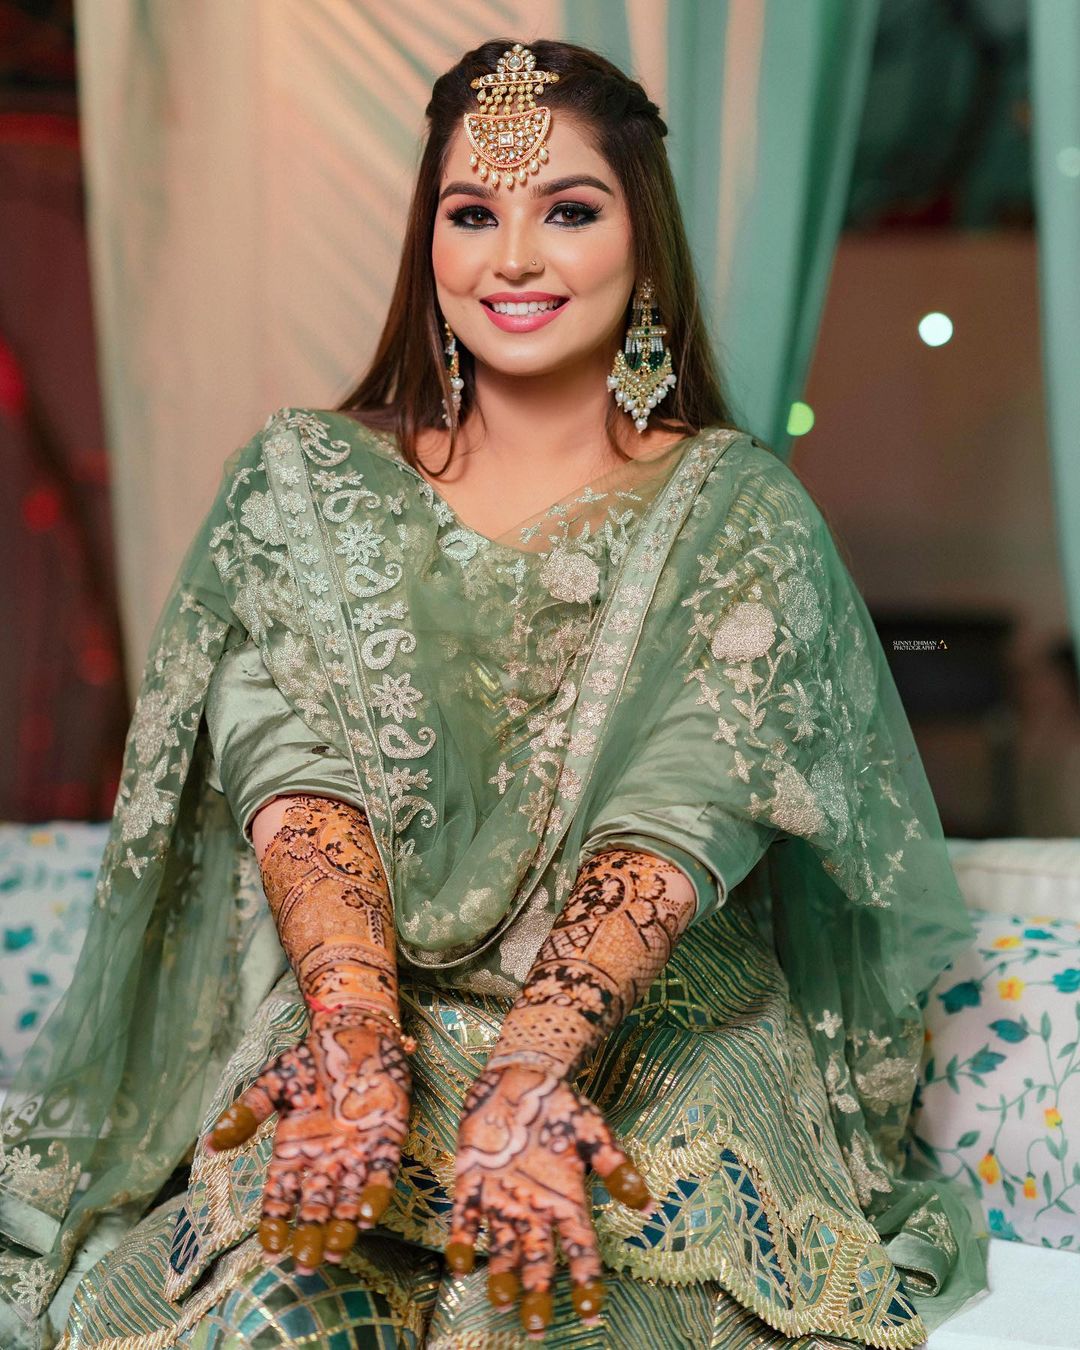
[579,802,776,928]
[204,639,367,845]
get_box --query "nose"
[494,216,542,279]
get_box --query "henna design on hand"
[204,796,410,1274]
[447,1063,650,1339]
[447,848,694,1338]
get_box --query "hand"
[445,1063,654,1341]
[204,1008,411,1274]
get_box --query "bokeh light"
[787,401,815,436]
[918,312,954,347]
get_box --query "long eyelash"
[445,203,601,229]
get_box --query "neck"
[463,343,628,472]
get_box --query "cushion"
[0,821,106,1082]
[912,904,1080,1254]
[946,838,1080,923]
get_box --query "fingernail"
[357,1183,393,1225]
[445,1241,475,1274]
[487,1270,519,1308]
[606,1160,651,1209]
[210,1103,258,1150]
[292,1223,324,1270]
[325,1219,358,1255]
[258,1217,290,1255]
[572,1279,606,1319]
[520,1289,553,1335]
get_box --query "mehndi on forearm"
[209,795,410,1266]
[254,794,401,1028]
[486,848,696,1081]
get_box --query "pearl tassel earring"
[441,321,464,427]
[606,277,676,433]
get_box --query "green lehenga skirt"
[58,898,940,1350]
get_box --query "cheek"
[551,224,633,292]
[431,228,474,287]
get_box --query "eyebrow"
[437,173,614,204]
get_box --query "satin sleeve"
[204,638,367,846]
[579,802,776,928]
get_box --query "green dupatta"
[0,407,987,1345]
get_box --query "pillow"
[945,838,1080,923]
[0,822,105,1082]
[911,904,1080,1252]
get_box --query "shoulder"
[706,428,829,540]
[259,406,409,481]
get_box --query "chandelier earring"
[607,277,677,433]
[440,320,464,428]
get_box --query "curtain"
[73,0,877,694]
[1029,0,1080,662]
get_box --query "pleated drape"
[1029,0,1080,662]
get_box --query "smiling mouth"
[481,298,569,316]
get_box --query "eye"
[548,201,601,227]
[444,201,602,230]
[446,205,494,229]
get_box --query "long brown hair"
[336,37,739,474]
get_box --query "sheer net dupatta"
[0,425,281,1341]
[587,434,989,1332]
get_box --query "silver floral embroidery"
[539,548,601,603]
[710,601,776,662]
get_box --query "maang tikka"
[465,42,560,189]
[607,277,677,433]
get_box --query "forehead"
[440,114,617,191]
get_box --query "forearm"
[253,793,399,1025]
[487,848,696,1081]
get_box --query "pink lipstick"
[479,292,570,333]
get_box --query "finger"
[325,1151,366,1265]
[206,1043,310,1153]
[554,1208,606,1325]
[446,1171,483,1273]
[206,1084,274,1153]
[486,1215,522,1311]
[554,1206,604,1291]
[573,1103,653,1211]
[258,1144,303,1261]
[297,1160,336,1227]
[520,1224,556,1341]
[293,1164,336,1274]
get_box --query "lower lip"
[481,300,569,332]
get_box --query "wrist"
[486,1009,598,1082]
[482,1046,569,1077]
[305,999,416,1055]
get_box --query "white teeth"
[489,299,561,315]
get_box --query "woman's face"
[432,115,634,379]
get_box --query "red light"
[22,485,62,532]
[77,644,119,686]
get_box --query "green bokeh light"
[787,401,815,436]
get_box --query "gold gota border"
[60,1236,428,1350]
[161,1092,924,1347]
[390,1123,926,1350]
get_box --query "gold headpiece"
[465,42,560,189]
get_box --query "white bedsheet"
[929,1237,1080,1348]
